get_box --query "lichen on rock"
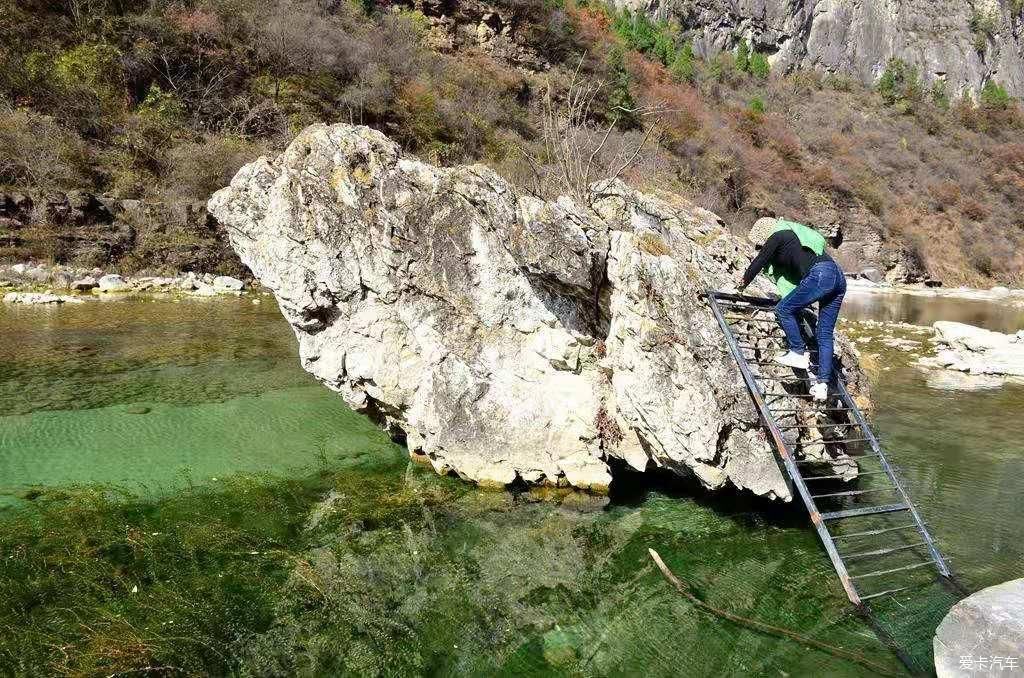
[209,123,864,497]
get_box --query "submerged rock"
[210,123,865,495]
[934,578,1024,678]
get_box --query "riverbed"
[1,292,1021,675]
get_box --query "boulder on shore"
[97,273,129,292]
[209,123,866,494]
[934,578,1024,677]
[3,292,83,305]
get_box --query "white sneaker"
[776,351,810,370]
[810,382,828,402]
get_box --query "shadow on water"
[607,458,810,531]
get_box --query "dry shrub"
[161,135,266,202]
[0,107,94,190]
[960,197,989,221]
[166,5,226,40]
[637,231,670,256]
[928,181,961,210]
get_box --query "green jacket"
[764,219,827,297]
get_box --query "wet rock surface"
[210,123,866,495]
[934,578,1024,678]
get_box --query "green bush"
[736,39,750,73]
[877,58,922,111]
[670,41,696,83]
[749,52,770,80]
[606,45,639,129]
[969,10,998,53]
[979,80,1011,109]
[749,96,765,114]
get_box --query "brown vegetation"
[0,0,1022,284]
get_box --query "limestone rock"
[934,578,1024,678]
[97,273,129,292]
[630,0,1024,97]
[209,123,867,495]
[213,275,246,292]
[3,292,83,305]
[70,276,98,291]
[919,321,1024,387]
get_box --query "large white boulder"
[97,273,129,292]
[209,123,866,494]
[934,579,1024,677]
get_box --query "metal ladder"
[707,290,956,606]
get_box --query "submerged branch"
[647,548,898,677]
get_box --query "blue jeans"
[774,261,847,383]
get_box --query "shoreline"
[1,261,261,304]
[845,278,1024,306]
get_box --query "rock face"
[934,578,1024,677]
[620,0,1024,96]
[210,123,865,495]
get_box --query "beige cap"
[748,217,778,246]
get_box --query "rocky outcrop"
[918,321,1024,388]
[621,0,1024,96]
[934,578,1024,677]
[210,123,866,495]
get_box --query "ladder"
[707,290,956,606]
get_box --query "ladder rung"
[810,487,896,499]
[777,423,856,430]
[724,314,778,321]
[756,376,816,383]
[850,560,935,580]
[844,541,929,560]
[833,523,920,540]
[859,585,914,601]
[804,470,890,481]
[769,407,854,413]
[822,503,909,520]
[800,437,872,446]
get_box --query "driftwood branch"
[648,548,898,677]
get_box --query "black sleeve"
[742,231,785,288]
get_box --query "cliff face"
[210,123,866,497]
[620,0,1024,96]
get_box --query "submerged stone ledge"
[209,123,866,496]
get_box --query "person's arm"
[740,231,785,289]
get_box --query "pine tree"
[606,46,639,129]
[670,41,696,83]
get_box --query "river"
[0,291,1021,676]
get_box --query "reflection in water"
[843,291,1024,333]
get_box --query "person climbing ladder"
[735,217,847,402]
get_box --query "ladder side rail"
[832,367,951,578]
[707,290,863,605]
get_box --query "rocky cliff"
[209,123,865,497]
[620,0,1024,96]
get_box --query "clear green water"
[0,297,398,501]
[1,293,1021,676]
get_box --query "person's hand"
[734,271,747,293]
